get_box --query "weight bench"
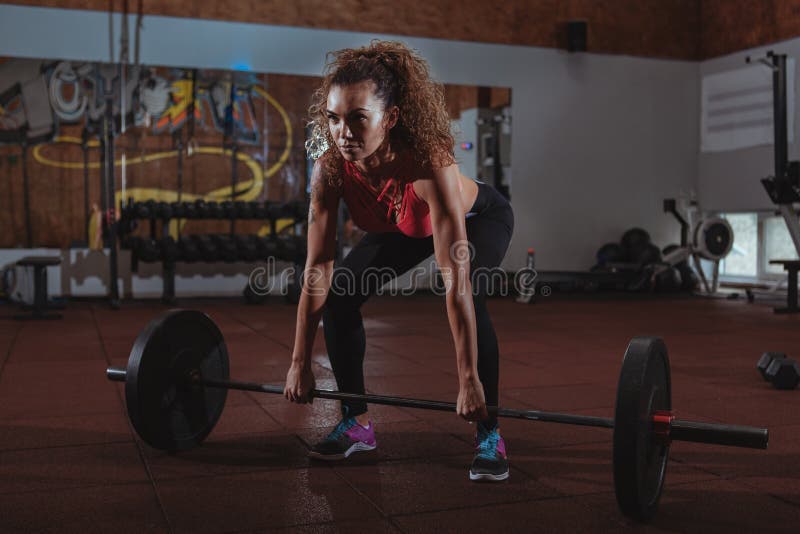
[769,259,800,314]
[14,256,63,320]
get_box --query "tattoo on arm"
[308,172,325,226]
[311,177,325,203]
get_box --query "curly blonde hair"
[307,40,455,185]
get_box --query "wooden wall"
[700,0,800,59]
[9,0,701,60]
[9,1,800,59]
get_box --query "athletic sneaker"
[308,415,376,460]
[469,422,509,481]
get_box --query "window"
[719,212,800,280]
[720,213,758,277]
[764,215,799,274]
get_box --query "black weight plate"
[613,337,671,522]
[126,310,229,451]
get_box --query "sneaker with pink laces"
[470,421,509,481]
[308,415,376,460]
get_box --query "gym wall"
[0,5,699,277]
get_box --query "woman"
[283,40,514,482]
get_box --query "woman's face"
[326,81,397,162]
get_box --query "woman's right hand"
[284,362,316,404]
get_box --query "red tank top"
[341,160,433,238]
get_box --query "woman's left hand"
[457,376,488,422]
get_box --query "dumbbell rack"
[118,198,308,304]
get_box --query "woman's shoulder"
[312,154,346,193]
[397,149,441,181]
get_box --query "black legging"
[323,182,514,428]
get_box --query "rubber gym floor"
[1,294,799,533]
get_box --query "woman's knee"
[323,290,363,328]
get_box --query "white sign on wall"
[701,59,795,152]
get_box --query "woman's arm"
[285,160,340,403]
[417,165,488,421]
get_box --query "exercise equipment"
[661,199,733,294]
[662,244,698,292]
[595,243,625,267]
[652,266,682,292]
[107,310,769,522]
[221,200,236,219]
[181,201,198,219]
[757,352,786,380]
[621,228,651,259]
[159,237,179,263]
[133,237,160,262]
[234,234,260,262]
[193,199,208,218]
[747,52,800,259]
[170,201,185,219]
[278,235,306,262]
[194,235,220,262]
[768,260,800,314]
[155,201,173,220]
[236,200,253,219]
[177,236,201,263]
[765,357,800,390]
[632,243,662,267]
[251,201,266,219]
[206,201,224,219]
[212,235,239,263]
[259,235,280,257]
[134,200,156,219]
[12,256,63,320]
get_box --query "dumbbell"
[234,234,260,262]
[212,235,239,263]
[194,199,208,218]
[170,202,185,219]
[181,201,198,219]
[259,235,280,257]
[135,237,161,262]
[265,202,286,220]
[178,236,201,263]
[194,235,220,262]
[757,352,800,390]
[221,200,236,219]
[206,201,224,219]
[236,201,253,219]
[766,358,800,390]
[757,352,785,380]
[135,200,156,219]
[159,236,180,263]
[156,201,173,220]
[118,199,138,235]
[278,235,307,262]
[288,200,309,220]
[252,201,267,219]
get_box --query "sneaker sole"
[308,441,376,461]
[469,470,509,482]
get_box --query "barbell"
[106,309,768,522]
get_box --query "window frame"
[719,210,799,283]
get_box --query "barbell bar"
[105,309,769,522]
[105,367,766,450]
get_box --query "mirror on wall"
[0,56,511,249]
